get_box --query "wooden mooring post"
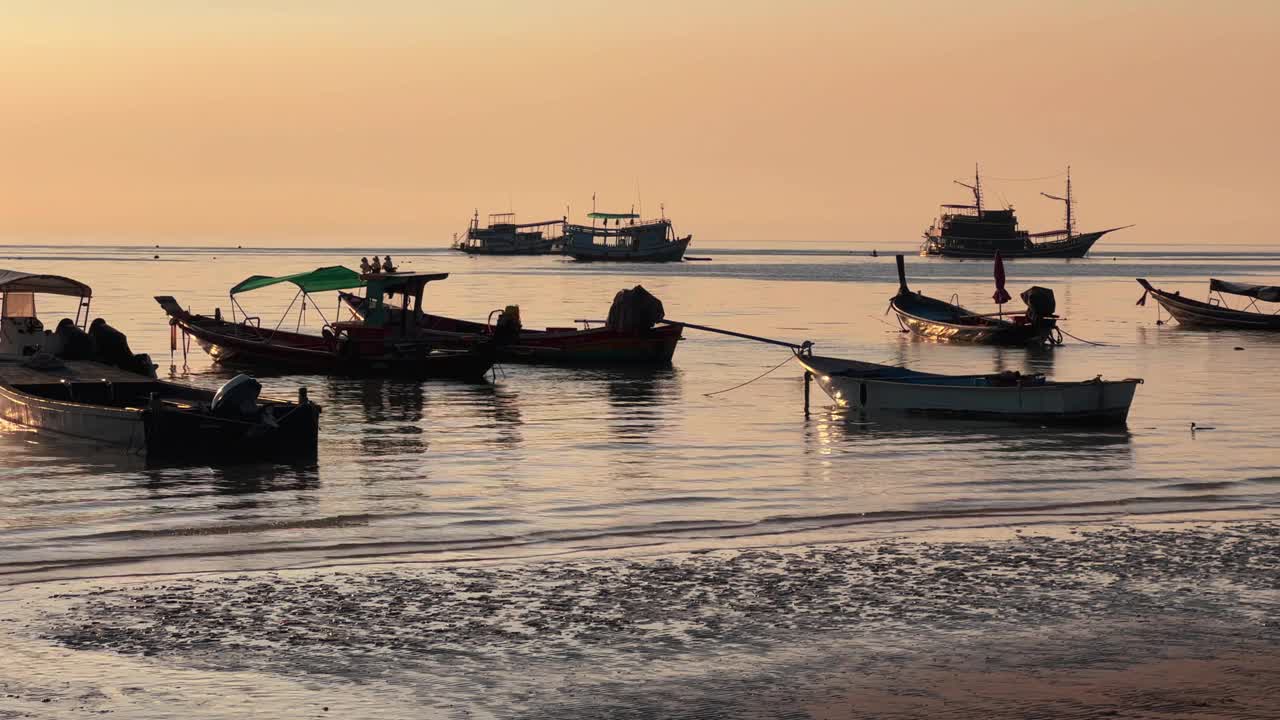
[804,370,811,416]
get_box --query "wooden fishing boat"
[0,270,318,462]
[563,211,691,262]
[157,267,495,381]
[337,290,683,366]
[920,165,1130,258]
[890,255,1061,346]
[453,211,563,255]
[1136,279,1280,330]
[796,353,1141,425]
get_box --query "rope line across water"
[704,353,797,397]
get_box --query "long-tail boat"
[1136,278,1280,330]
[796,353,1142,426]
[156,267,495,381]
[920,165,1131,258]
[0,269,318,462]
[889,255,1061,346]
[338,284,682,366]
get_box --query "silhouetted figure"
[383,255,396,273]
[89,318,150,374]
[371,255,383,273]
[360,257,372,274]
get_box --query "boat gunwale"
[797,355,1141,391]
[890,293,1024,331]
[1137,278,1280,326]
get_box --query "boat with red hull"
[338,291,682,366]
[157,268,495,381]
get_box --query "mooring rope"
[704,353,796,397]
[1058,327,1108,346]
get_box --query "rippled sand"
[3,519,1276,718]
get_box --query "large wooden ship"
[920,166,1130,258]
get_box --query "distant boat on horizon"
[453,211,563,255]
[920,165,1131,259]
[563,209,691,262]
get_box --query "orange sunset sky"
[2,1,1276,245]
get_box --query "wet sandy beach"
[3,516,1277,718]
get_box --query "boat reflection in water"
[457,382,524,449]
[807,404,1134,470]
[325,377,429,460]
[604,367,681,442]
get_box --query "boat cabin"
[357,271,450,336]
[227,266,453,345]
[564,213,677,252]
[0,271,93,359]
[457,211,564,253]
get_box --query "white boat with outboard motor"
[795,353,1142,425]
[0,270,319,462]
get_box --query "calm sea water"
[2,241,1279,584]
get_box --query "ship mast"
[1040,166,1075,238]
[954,163,984,212]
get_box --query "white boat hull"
[0,383,146,451]
[798,355,1140,425]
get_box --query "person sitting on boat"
[383,255,396,273]
[360,257,372,274]
[370,255,383,273]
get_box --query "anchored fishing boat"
[1136,278,1280,330]
[157,267,495,380]
[921,166,1130,258]
[339,284,681,366]
[453,211,564,255]
[890,255,1061,345]
[563,211,691,262]
[796,354,1142,426]
[0,270,318,462]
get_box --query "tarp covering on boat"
[1210,279,1280,303]
[230,266,364,295]
[588,212,640,220]
[0,271,91,297]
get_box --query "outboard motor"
[492,305,523,345]
[606,285,665,333]
[54,318,95,360]
[1020,286,1057,328]
[212,374,262,418]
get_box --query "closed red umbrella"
[992,251,1012,306]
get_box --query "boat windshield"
[1,292,36,319]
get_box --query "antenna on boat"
[636,179,643,219]
[954,163,983,212]
[1040,165,1075,238]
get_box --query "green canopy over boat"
[587,212,639,220]
[230,266,365,295]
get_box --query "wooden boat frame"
[890,255,1061,346]
[1136,278,1280,330]
[337,291,683,366]
[796,353,1142,426]
[157,267,495,380]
